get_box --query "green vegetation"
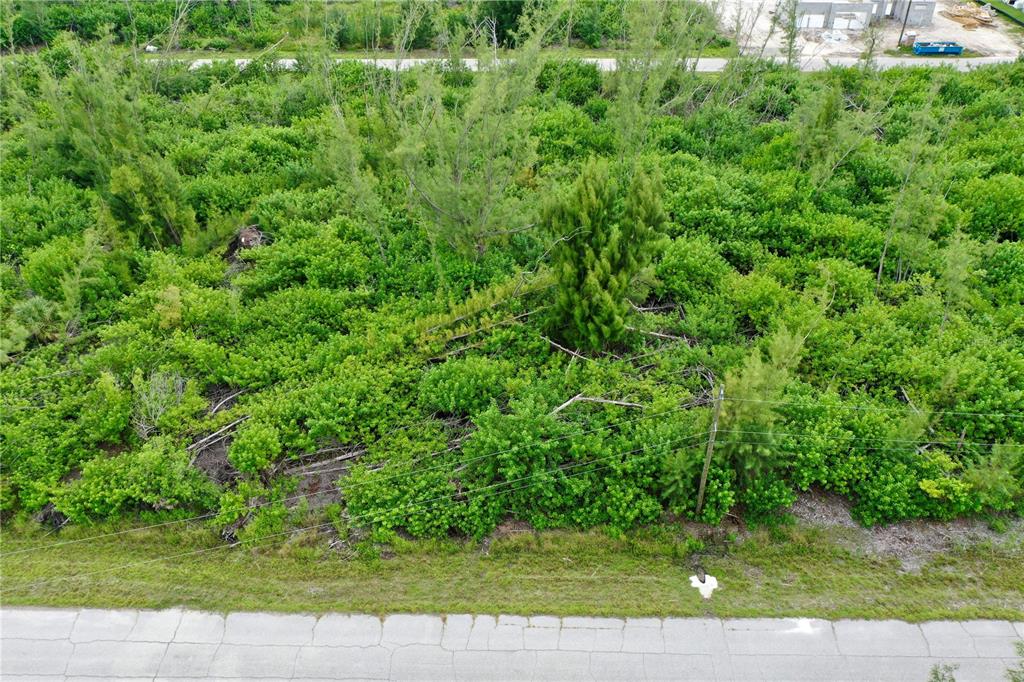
[1,0,731,54]
[545,158,667,351]
[976,0,1024,27]
[3,523,1023,620]
[1,1,1023,592]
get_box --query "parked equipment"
[913,40,964,54]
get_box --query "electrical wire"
[2,432,708,590]
[0,397,706,558]
[8,385,1021,558]
[720,396,1024,420]
[717,429,1024,450]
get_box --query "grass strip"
[2,524,1021,620]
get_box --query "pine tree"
[545,158,666,351]
[718,326,805,486]
[25,38,197,249]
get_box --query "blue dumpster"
[913,41,964,55]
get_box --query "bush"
[957,174,1024,241]
[537,60,603,106]
[56,438,218,522]
[656,235,731,305]
[229,421,282,474]
[21,232,131,323]
[531,103,614,163]
[419,356,509,416]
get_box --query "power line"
[711,436,997,457]
[720,396,1024,420]
[2,356,711,554]
[2,432,707,590]
[8,387,1021,558]
[0,397,708,558]
[718,429,1024,449]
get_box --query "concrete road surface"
[2,608,1022,681]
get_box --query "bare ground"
[790,487,1024,572]
[720,0,1023,58]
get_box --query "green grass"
[3,523,1022,620]
[976,0,1024,26]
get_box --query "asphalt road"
[3,608,1022,681]
[181,54,1020,73]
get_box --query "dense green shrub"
[229,421,283,474]
[55,438,218,522]
[656,235,730,305]
[1,36,1021,546]
[957,174,1024,242]
[419,356,509,416]
[537,60,603,106]
[531,103,615,163]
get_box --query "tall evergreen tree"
[23,38,198,249]
[545,158,666,351]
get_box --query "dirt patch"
[863,517,1023,572]
[191,438,239,486]
[204,384,245,414]
[790,488,860,529]
[790,487,1024,572]
[291,468,345,511]
[281,444,365,511]
[670,512,751,546]
[481,518,535,552]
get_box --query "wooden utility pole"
[695,385,725,515]
[897,0,914,49]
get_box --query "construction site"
[722,0,1024,59]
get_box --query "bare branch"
[542,336,592,362]
[187,416,249,454]
[626,326,690,343]
[552,394,644,415]
[209,389,246,415]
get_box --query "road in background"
[177,54,1019,73]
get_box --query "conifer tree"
[25,38,197,249]
[545,158,666,351]
[718,326,805,486]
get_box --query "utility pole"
[897,0,914,50]
[695,385,724,515]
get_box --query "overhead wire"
[1,341,707,556]
[0,390,706,558]
[7,375,1022,557]
[3,431,709,590]
[719,396,1024,420]
[718,429,1024,450]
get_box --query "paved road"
[186,54,1019,73]
[2,608,1022,681]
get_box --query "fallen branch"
[445,308,540,343]
[187,416,249,453]
[287,448,366,474]
[542,336,592,362]
[626,326,689,342]
[209,389,246,414]
[551,394,644,415]
[900,386,922,414]
[428,340,486,361]
[630,302,679,313]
